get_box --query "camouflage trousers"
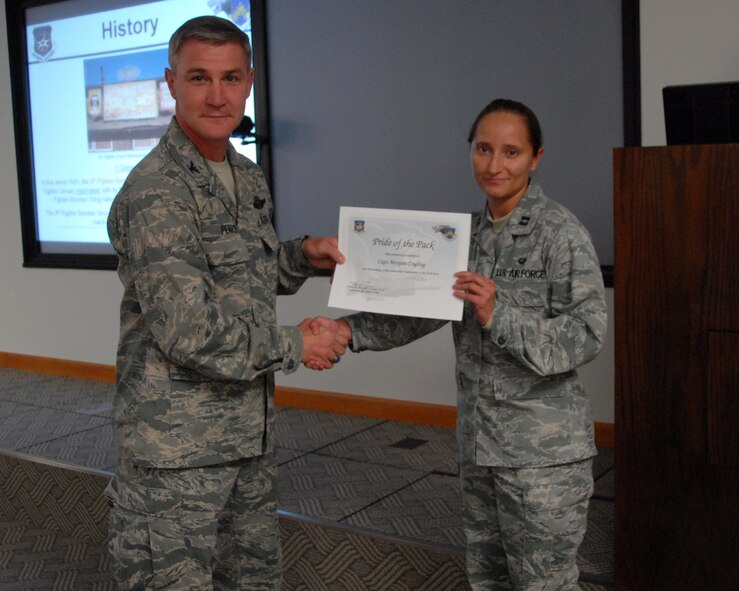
[105,452,281,590]
[460,458,593,591]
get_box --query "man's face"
[165,39,253,160]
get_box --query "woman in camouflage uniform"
[334,99,607,590]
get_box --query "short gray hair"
[168,16,251,71]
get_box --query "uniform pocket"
[257,222,279,253]
[108,474,185,590]
[518,462,593,581]
[168,362,212,384]
[201,233,254,310]
[202,233,249,267]
[523,476,592,515]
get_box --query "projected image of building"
[84,48,172,152]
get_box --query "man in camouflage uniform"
[105,16,346,590]
[333,100,607,590]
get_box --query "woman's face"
[470,111,543,218]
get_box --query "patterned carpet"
[0,368,613,589]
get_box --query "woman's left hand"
[453,271,496,327]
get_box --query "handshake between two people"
[297,236,352,371]
[298,317,352,371]
[294,236,498,371]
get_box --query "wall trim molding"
[0,351,614,447]
[275,385,457,428]
[0,351,116,382]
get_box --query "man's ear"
[245,67,255,99]
[165,68,176,99]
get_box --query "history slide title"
[101,18,159,40]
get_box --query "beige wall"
[2,0,737,423]
[640,0,739,146]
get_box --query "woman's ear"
[530,147,544,171]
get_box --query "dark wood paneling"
[707,332,739,467]
[614,144,739,590]
[706,157,739,331]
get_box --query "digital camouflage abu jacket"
[108,118,317,469]
[346,181,607,468]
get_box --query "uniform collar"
[506,180,545,235]
[474,180,545,236]
[162,117,248,189]
[472,180,545,256]
[162,117,245,219]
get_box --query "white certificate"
[328,207,471,320]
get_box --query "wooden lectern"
[614,144,739,590]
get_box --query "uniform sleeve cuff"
[285,236,317,274]
[280,325,303,374]
[344,315,367,352]
[489,301,513,348]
